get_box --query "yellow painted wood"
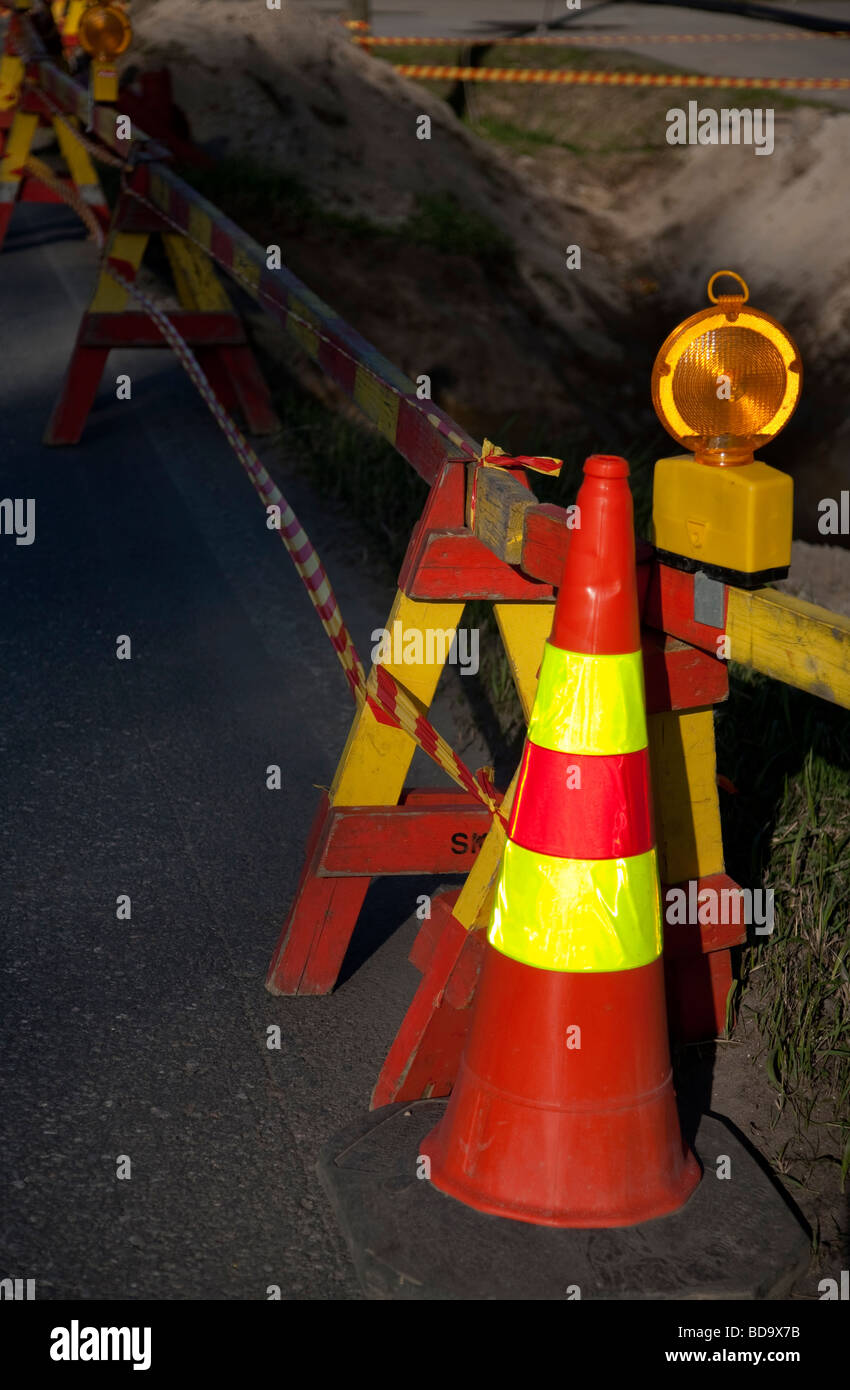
[648,708,725,885]
[163,234,231,312]
[232,243,260,295]
[354,364,400,442]
[492,601,553,722]
[149,169,170,213]
[63,0,87,35]
[0,54,25,113]
[89,230,148,312]
[727,587,850,710]
[188,202,213,252]
[453,768,519,930]
[288,297,320,361]
[330,592,465,806]
[0,111,38,184]
[53,115,101,192]
[471,467,534,565]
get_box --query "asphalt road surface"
[0,203,479,1300]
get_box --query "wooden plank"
[318,802,494,876]
[330,591,465,807]
[643,562,728,654]
[642,630,728,712]
[726,587,850,709]
[493,602,554,721]
[81,312,245,346]
[662,874,748,959]
[647,708,725,886]
[405,532,554,601]
[470,466,535,565]
[163,233,232,312]
[520,503,571,587]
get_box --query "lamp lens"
[672,326,786,439]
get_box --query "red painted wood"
[665,949,734,1044]
[519,503,570,587]
[195,345,240,417]
[318,801,494,875]
[216,344,280,436]
[116,74,213,169]
[662,873,748,959]
[406,531,556,601]
[296,876,373,995]
[0,201,15,253]
[17,173,63,204]
[401,788,489,807]
[514,506,652,593]
[371,913,485,1108]
[395,396,458,487]
[642,630,728,713]
[397,458,465,593]
[399,459,554,601]
[408,887,461,973]
[644,560,729,654]
[265,794,371,996]
[43,341,109,445]
[80,313,246,347]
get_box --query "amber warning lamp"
[650,272,801,589]
[78,2,132,103]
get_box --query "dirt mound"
[130,0,619,361]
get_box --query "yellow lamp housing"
[650,272,800,588]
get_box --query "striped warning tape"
[392,65,850,88]
[23,151,507,825]
[357,31,850,46]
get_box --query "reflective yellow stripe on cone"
[489,840,663,972]
[529,646,648,756]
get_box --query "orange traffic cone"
[421,454,701,1228]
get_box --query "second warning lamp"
[78,1,132,103]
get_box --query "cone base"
[425,1065,701,1230]
[318,1103,810,1301]
[420,948,701,1228]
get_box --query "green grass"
[716,667,850,1188]
[404,192,515,273]
[468,115,660,157]
[180,160,515,274]
[264,374,429,573]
